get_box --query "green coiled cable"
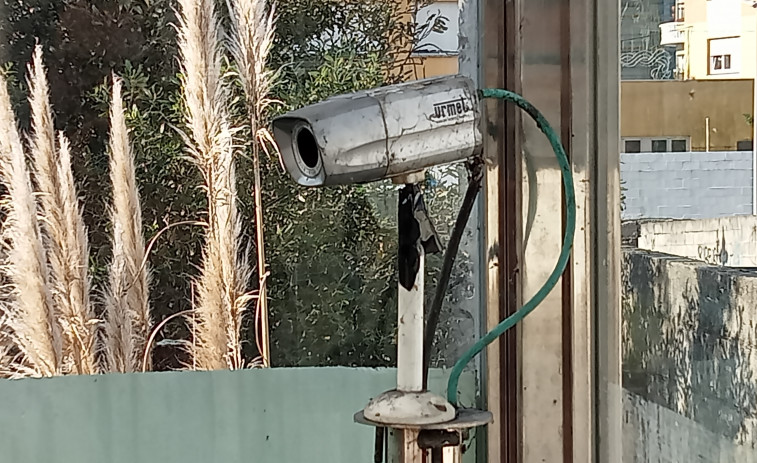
[446,88,577,406]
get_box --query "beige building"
[621,79,754,151]
[661,0,757,80]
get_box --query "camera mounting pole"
[397,181,441,394]
[362,179,454,422]
[355,178,492,462]
[358,178,447,462]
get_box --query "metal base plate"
[362,390,455,425]
[354,408,493,430]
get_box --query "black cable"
[373,427,384,463]
[422,159,484,389]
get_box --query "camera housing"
[272,75,483,187]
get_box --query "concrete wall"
[623,390,757,462]
[621,151,753,219]
[621,80,753,151]
[628,216,757,266]
[622,248,757,459]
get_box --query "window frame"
[708,37,740,75]
[676,1,685,22]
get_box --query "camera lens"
[296,126,319,169]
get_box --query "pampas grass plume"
[104,75,151,373]
[27,46,97,375]
[0,66,61,377]
[226,0,277,368]
[178,0,252,370]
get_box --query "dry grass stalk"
[226,0,277,367]
[0,337,11,378]
[0,311,39,379]
[27,46,97,375]
[55,133,97,374]
[103,76,151,373]
[0,70,61,377]
[178,0,253,370]
[0,312,18,378]
[226,0,277,120]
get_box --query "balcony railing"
[660,22,685,45]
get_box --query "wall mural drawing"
[413,2,458,55]
[620,48,674,80]
[621,0,675,80]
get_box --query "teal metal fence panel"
[0,367,479,462]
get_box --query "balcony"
[660,22,685,45]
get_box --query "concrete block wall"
[630,216,757,267]
[622,248,757,454]
[623,390,757,462]
[621,151,754,219]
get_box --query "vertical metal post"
[752,78,756,214]
[747,3,757,215]
[397,184,424,393]
[484,0,621,461]
[393,184,426,463]
[386,428,425,463]
[479,0,522,460]
[594,0,623,460]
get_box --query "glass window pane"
[625,140,642,153]
[671,139,687,152]
[651,139,668,152]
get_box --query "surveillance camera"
[272,75,483,187]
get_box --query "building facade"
[661,0,757,80]
[621,79,754,151]
[417,1,755,153]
